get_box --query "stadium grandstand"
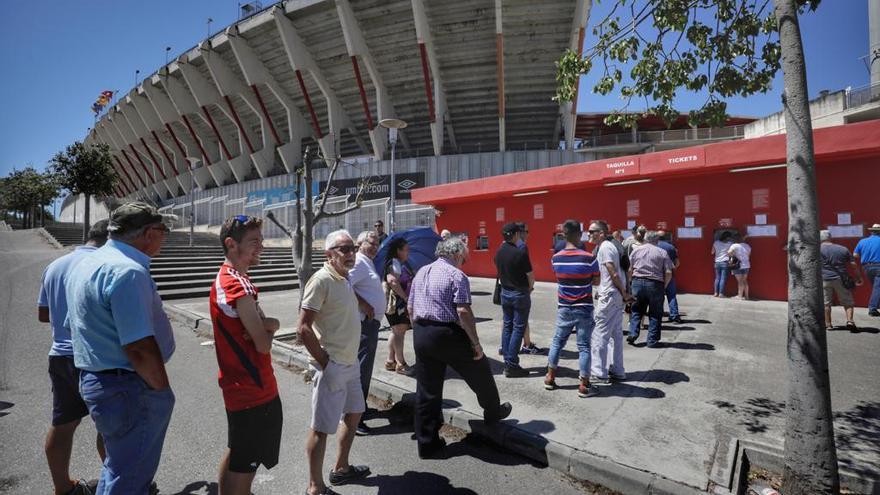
[68,0,774,240]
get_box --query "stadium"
[61,0,880,303]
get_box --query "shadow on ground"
[834,401,880,479]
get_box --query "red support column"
[181,116,211,166]
[418,43,435,123]
[140,138,167,180]
[120,150,147,188]
[224,95,255,154]
[114,155,141,190]
[129,145,155,182]
[350,56,374,130]
[295,70,323,138]
[251,84,282,146]
[201,106,233,160]
[151,130,179,176]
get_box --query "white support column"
[101,118,151,197]
[140,81,212,191]
[110,107,170,198]
[128,90,189,193]
[174,57,250,183]
[336,0,411,159]
[274,6,362,160]
[199,41,274,178]
[226,29,311,174]
[90,128,132,197]
[561,0,591,149]
[118,98,178,196]
[159,69,234,187]
[495,0,506,151]
[411,0,451,156]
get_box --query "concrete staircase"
[41,223,324,300]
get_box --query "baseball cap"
[108,202,165,233]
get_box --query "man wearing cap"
[855,223,880,317]
[65,202,175,495]
[494,222,534,377]
[38,219,109,495]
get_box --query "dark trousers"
[628,278,665,347]
[357,318,381,401]
[413,322,502,455]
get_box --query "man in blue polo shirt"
[38,219,109,495]
[855,223,880,317]
[66,202,175,495]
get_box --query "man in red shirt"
[210,215,281,495]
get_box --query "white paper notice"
[837,213,851,225]
[829,224,863,238]
[746,225,777,237]
[627,220,636,229]
[684,217,695,227]
[676,227,703,239]
[495,207,504,222]
[755,214,767,225]
[621,231,633,239]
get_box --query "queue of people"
[35,199,880,494]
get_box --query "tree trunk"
[298,160,316,310]
[776,1,840,493]
[82,193,91,245]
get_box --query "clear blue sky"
[0,0,870,182]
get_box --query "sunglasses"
[233,214,258,225]
[151,223,170,233]
[588,229,602,234]
[331,244,357,254]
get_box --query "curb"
[165,304,707,495]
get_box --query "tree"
[50,142,118,243]
[555,0,837,493]
[0,167,56,229]
[266,146,371,308]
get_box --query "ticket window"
[475,235,489,251]
[713,228,740,241]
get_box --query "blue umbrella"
[373,227,442,279]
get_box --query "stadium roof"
[85,0,589,198]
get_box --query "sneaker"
[609,372,626,382]
[671,316,683,324]
[577,381,599,398]
[543,371,558,390]
[626,336,637,345]
[504,366,529,378]
[520,343,543,355]
[869,309,880,317]
[355,421,372,436]
[328,464,371,485]
[590,375,610,386]
[64,480,94,495]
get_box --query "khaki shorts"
[823,279,854,307]
[310,360,365,434]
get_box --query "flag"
[92,102,103,114]
[91,90,114,115]
[101,90,114,99]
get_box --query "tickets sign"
[641,147,706,175]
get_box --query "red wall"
[437,157,877,305]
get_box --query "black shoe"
[671,316,683,324]
[355,421,372,436]
[63,480,94,495]
[626,336,637,345]
[328,464,371,485]
[504,366,529,378]
[418,438,448,459]
[869,309,880,317]
[486,401,513,423]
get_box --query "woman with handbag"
[383,237,416,375]
[711,231,734,297]
[727,235,752,300]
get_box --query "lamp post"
[378,118,408,233]
[185,158,200,247]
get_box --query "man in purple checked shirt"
[408,236,513,459]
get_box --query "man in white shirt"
[348,231,386,436]
[589,221,634,383]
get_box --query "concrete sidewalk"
[169,278,880,493]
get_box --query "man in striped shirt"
[544,220,601,398]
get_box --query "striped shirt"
[551,247,599,307]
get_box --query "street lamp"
[185,158,201,247]
[378,118,407,233]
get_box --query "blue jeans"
[80,371,175,495]
[629,278,665,347]
[714,262,729,295]
[866,265,880,311]
[358,317,381,401]
[665,276,679,319]
[500,288,531,368]
[547,305,594,378]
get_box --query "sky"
[0,0,871,184]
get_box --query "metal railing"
[575,124,746,149]
[846,81,880,109]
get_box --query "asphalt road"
[0,231,594,495]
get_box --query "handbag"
[492,278,502,305]
[728,255,741,271]
[383,282,397,315]
[837,270,856,290]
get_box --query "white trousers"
[591,290,625,378]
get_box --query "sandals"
[383,361,396,371]
[395,363,415,376]
[846,321,858,331]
